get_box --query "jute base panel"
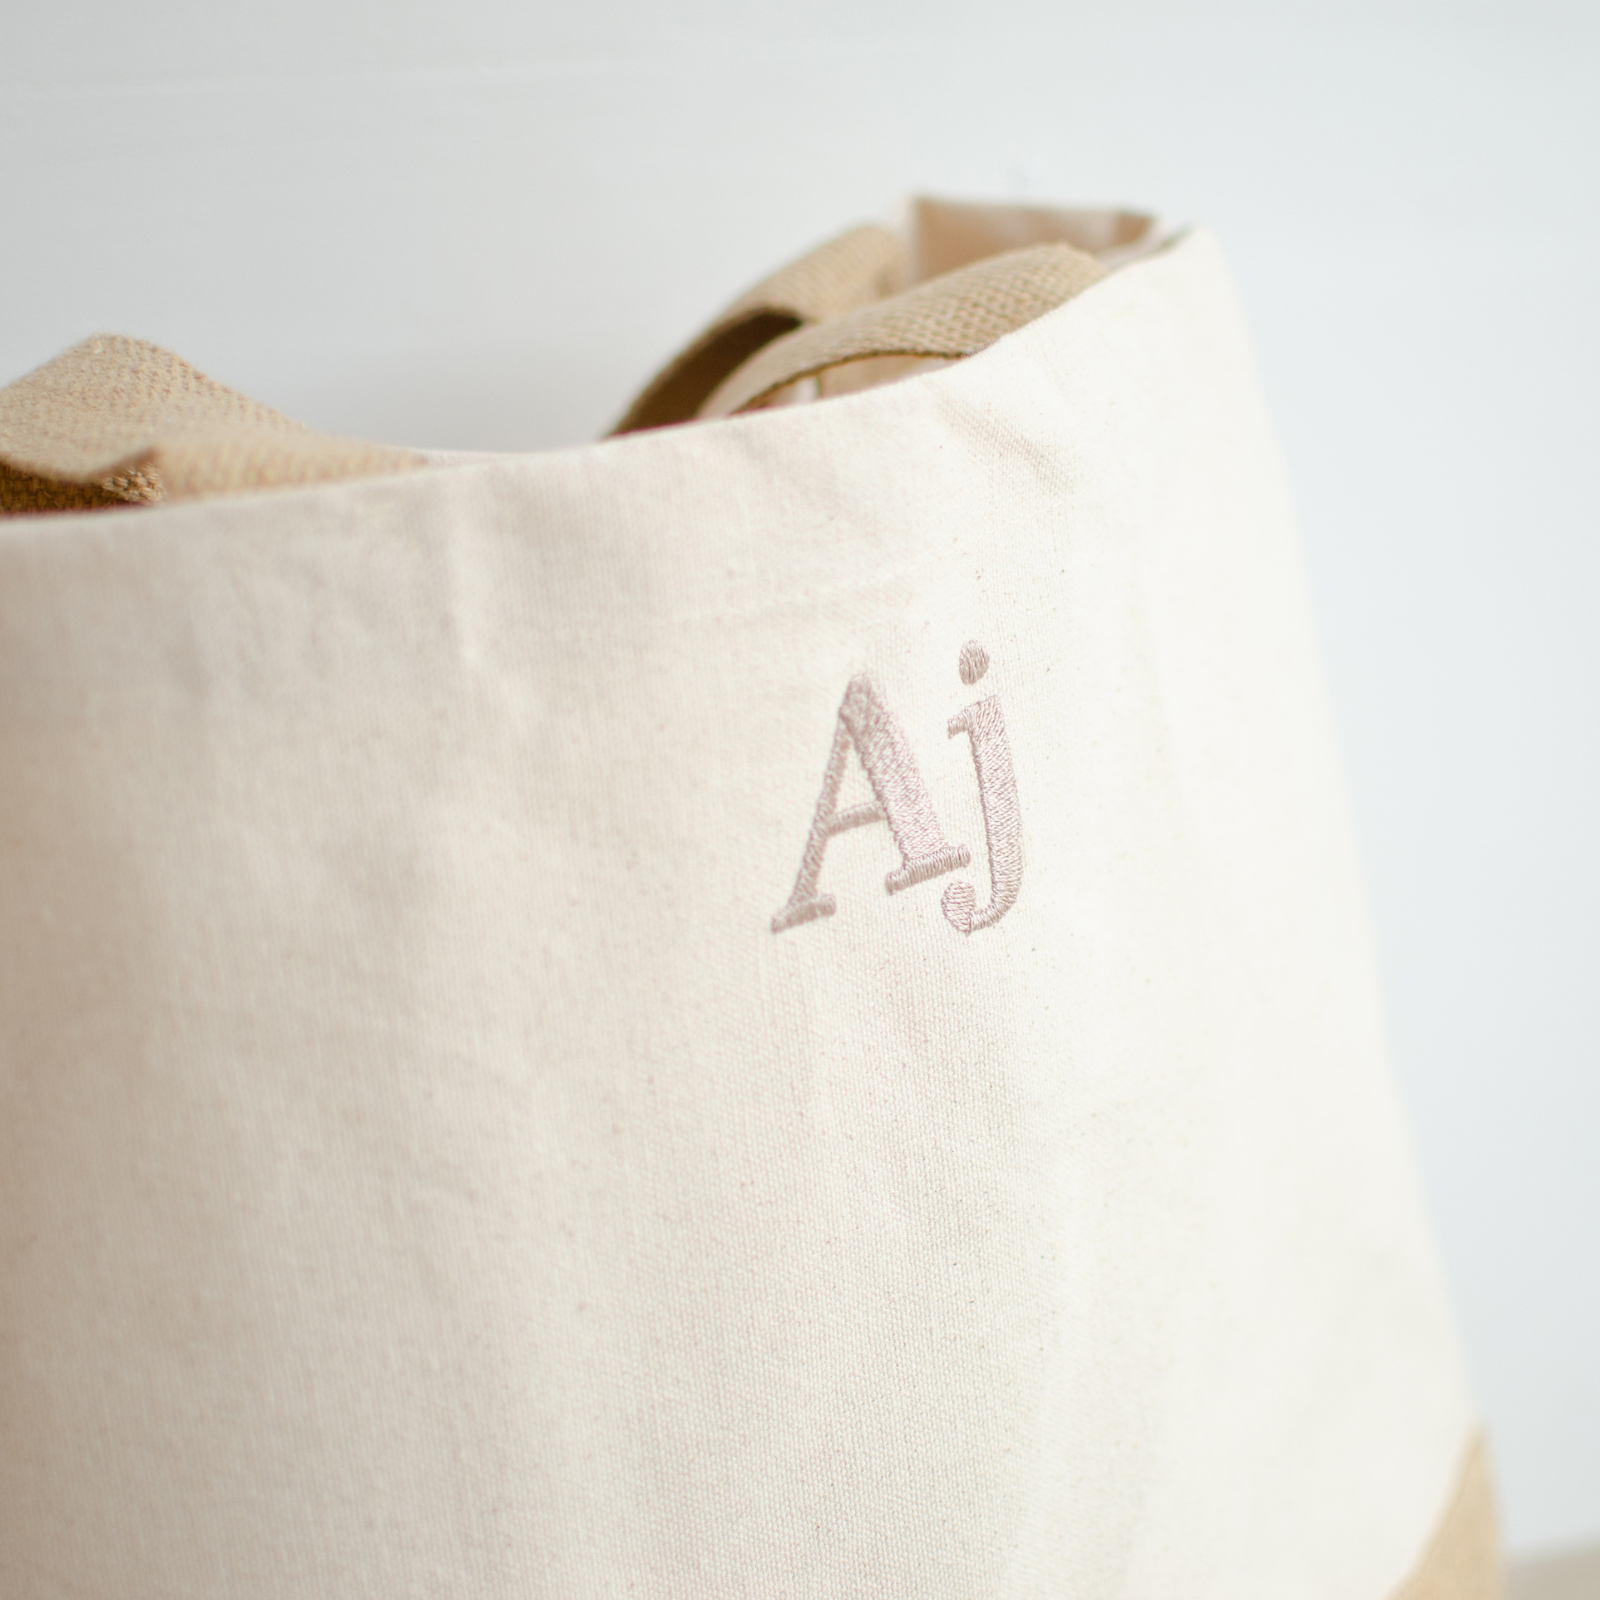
[1392,1435,1501,1600]
[1384,1432,1600,1600]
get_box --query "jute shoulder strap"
[608,223,908,435]
[2,228,1114,513]
[0,335,421,515]
[698,240,1107,419]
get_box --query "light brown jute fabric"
[0,334,421,514]
[613,201,1160,437]
[1,236,1101,507]
[1391,1435,1502,1600]
[700,241,1108,418]
[609,222,908,434]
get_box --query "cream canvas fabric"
[0,202,1493,1598]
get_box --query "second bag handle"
[697,241,1107,419]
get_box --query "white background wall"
[5,0,1596,1561]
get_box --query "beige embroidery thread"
[772,673,970,934]
[942,643,1023,934]
[957,639,989,685]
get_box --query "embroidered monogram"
[772,644,1024,936]
[771,673,971,933]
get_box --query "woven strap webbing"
[0,335,421,515]
[609,223,907,435]
[700,241,1107,419]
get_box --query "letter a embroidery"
[772,673,970,933]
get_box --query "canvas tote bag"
[0,199,1495,1599]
